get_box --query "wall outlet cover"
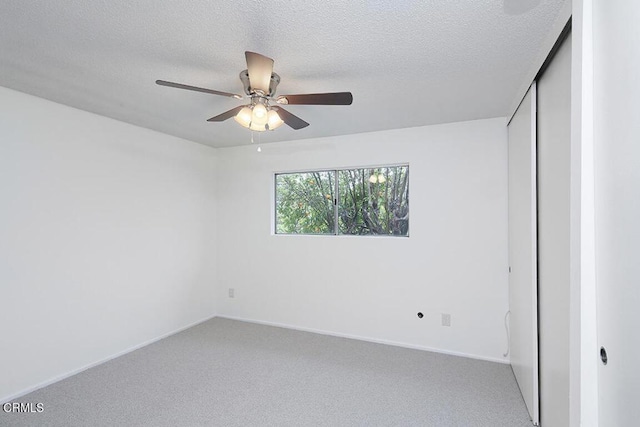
[441,313,451,327]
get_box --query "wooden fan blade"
[272,106,309,130]
[207,106,245,122]
[245,51,274,94]
[156,80,242,99]
[276,92,353,105]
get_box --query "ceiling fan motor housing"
[240,70,280,97]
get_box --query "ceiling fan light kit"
[156,51,353,135]
[233,96,284,132]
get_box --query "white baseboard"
[217,314,510,365]
[0,313,217,404]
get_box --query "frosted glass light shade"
[267,110,284,130]
[234,107,252,128]
[249,121,267,132]
[251,103,268,126]
[253,103,267,118]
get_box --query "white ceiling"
[0,0,567,148]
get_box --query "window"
[275,165,409,236]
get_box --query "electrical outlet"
[441,313,451,327]
[228,288,235,298]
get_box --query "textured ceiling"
[0,0,567,148]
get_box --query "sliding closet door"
[593,1,640,424]
[537,33,572,426]
[507,84,538,425]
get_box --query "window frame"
[273,163,410,237]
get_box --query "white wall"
[0,87,219,402]
[216,118,509,362]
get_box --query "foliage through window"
[275,166,409,236]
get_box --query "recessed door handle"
[600,346,608,365]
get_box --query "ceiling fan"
[156,51,353,132]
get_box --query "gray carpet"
[0,318,533,426]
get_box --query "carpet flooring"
[0,318,533,426]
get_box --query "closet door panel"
[537,33,572,427]
[507,84,538,424]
